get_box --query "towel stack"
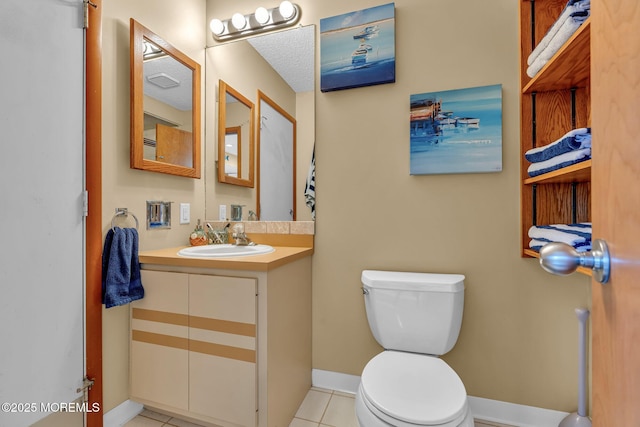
[525,128,591,177]
[528,223,592,253]
[527,0,591,78]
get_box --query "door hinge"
[77,376,95,394]
[83,190,89,217]
[83,0,98,29]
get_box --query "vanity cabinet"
[519,0,591,274]
[130,254,312,427]
[131,270,257,426]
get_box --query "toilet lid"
[360,351,468,426]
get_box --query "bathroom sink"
[177,244,274,258]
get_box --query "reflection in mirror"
[224,127,241,177]
[130,18,201,178]
[218,80,255,187]
[206,25,315,220]
[257,91,296,220]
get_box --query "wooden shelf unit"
[520,0,592,262]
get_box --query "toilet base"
[355,384,474,427]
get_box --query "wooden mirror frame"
[130,18,201,178]
[218,80,255,187]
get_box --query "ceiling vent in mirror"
[147,72,180,89]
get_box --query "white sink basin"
[177,244,274,258]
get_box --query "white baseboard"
[103,399,144,427]
[312,369,361,394]
[312,369,571,427]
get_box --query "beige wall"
[101,0,206,412]
[101,0,591,415]
[306,0,589,412]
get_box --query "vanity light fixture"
[209,1,301,41]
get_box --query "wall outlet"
[180,203,190,224]
[219,205,227,221]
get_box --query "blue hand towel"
[102,227,144,308]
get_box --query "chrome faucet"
[232,223,254,246]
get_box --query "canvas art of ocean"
[320,3,396,92]
[410,84,503,175]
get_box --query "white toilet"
[355,270,474,427]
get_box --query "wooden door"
[156,123,193,167]
[591,0,640,424]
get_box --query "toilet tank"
[361,270,465,355]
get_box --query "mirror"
[206,25,315,221]
[218,80,255,187]
[130,18,201,178]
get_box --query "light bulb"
[255,7,270,25]
[279,1,295,20]
[231,13,247,30]
[209,18,225,36]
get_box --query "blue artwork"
[410,84,503,175]
[320,3,395,92]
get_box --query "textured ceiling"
[142,25,315,112]
[143,55,193,111]
[248,25,315,93]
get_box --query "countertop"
[139,245,313,272]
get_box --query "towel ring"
[111,208,139,231]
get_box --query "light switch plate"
[180,203,190,224]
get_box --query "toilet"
[355,270,474,427]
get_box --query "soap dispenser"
[189,219,208,246]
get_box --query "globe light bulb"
[279,1,295,20]
[209,18,225,36]
[231,13,247,30]
[255,7,270,25]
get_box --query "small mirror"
[130,18,201,178]
[218,80,255,187]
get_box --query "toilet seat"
[360,351,469,426]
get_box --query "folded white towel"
[527,147,591,177]
[526,16,587,77]
[527,0,591,66]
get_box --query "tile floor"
[124,387,515,427]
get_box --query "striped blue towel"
[527,147,591,177]
[529,239,592,253]
[528,223,592,252]
[525,128,591,163]
[304,146,316,220]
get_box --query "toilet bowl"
[356,351,474,427]
[356,271,473,427]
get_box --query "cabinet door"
[130,270,189,411]
[188,274,258,427]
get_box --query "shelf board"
[523,18,591,94]
[524,160,591,185]
[523,249,592,276]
